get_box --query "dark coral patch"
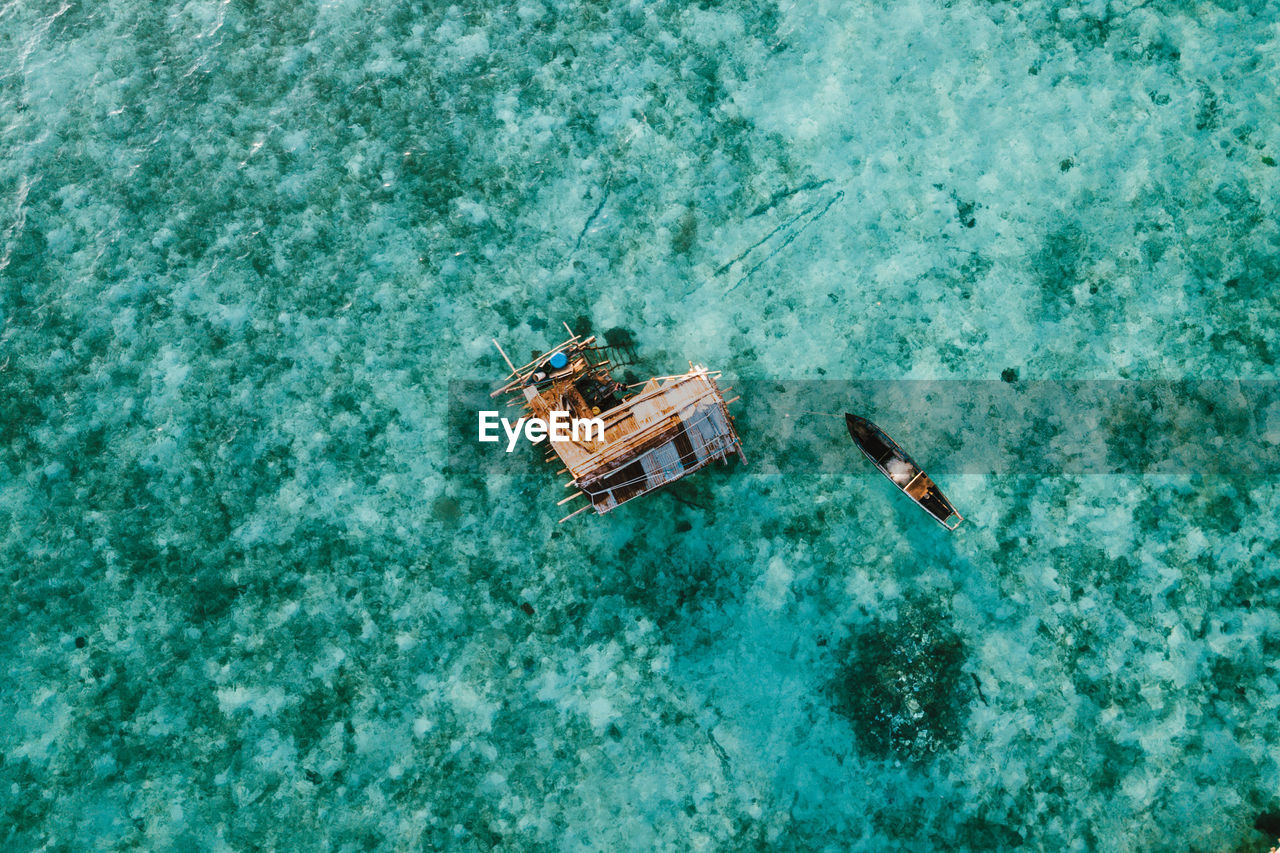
[830,598,972,762]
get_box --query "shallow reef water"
[2,0,1280,849]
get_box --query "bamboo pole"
[559,504,593,523]
[492,338,517,373]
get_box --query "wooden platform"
[492,329,743,520]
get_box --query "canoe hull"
[845,414,963,531]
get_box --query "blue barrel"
[548,352,568,369]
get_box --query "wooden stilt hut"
[491,324,744,521]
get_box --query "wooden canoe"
[845,413,963,531]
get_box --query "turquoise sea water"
[3,0,1280,849]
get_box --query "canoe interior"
[845,413,962,530]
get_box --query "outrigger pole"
[492,338,518,374]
